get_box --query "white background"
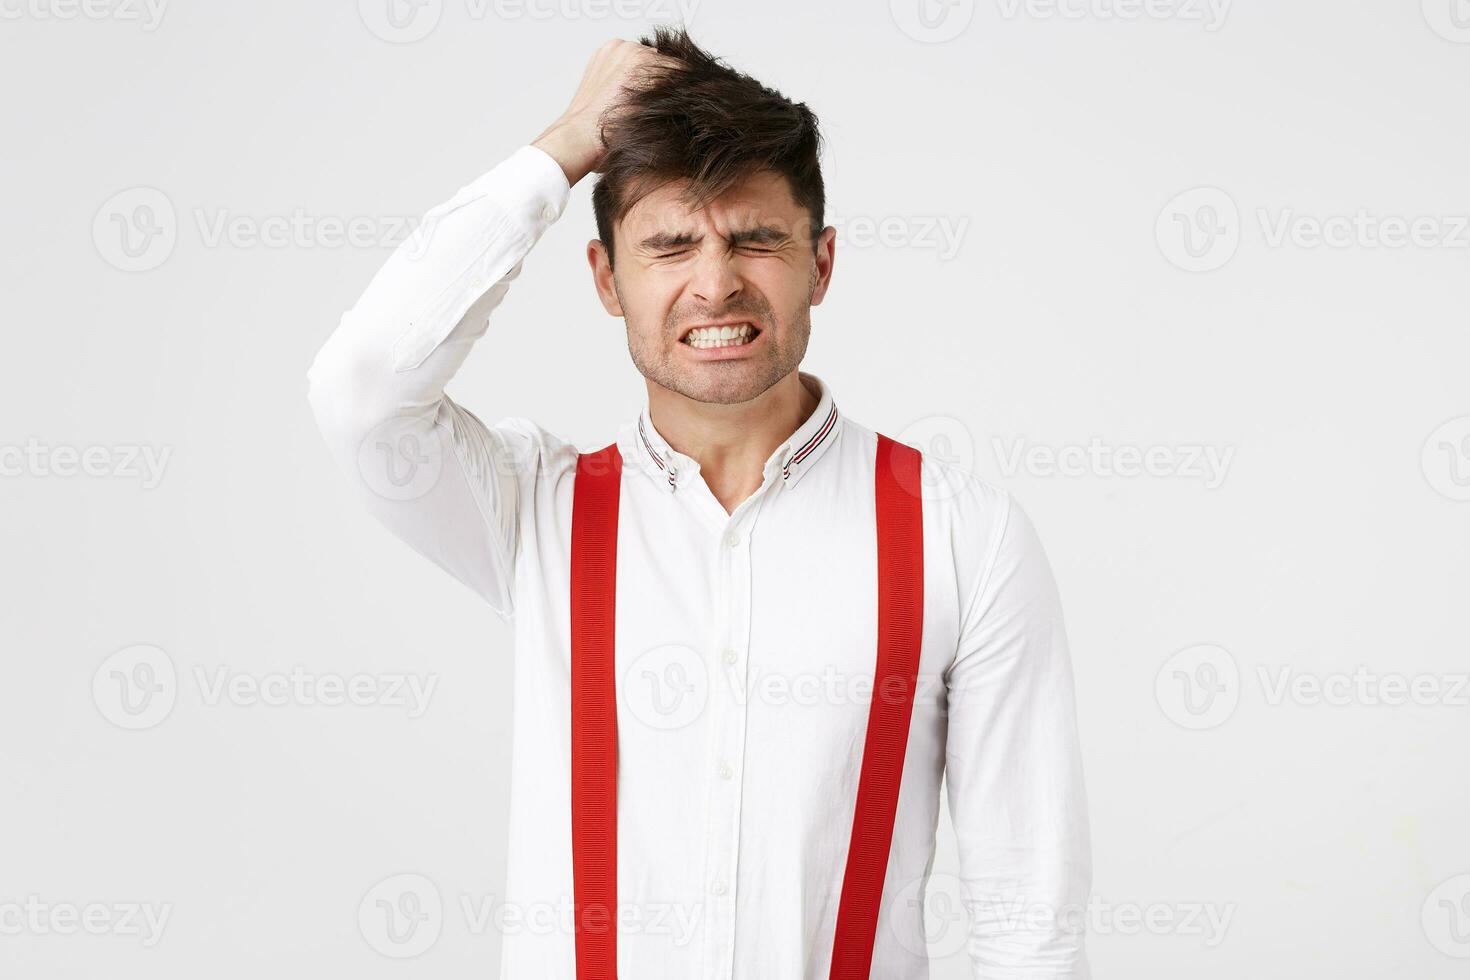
[3,1,1468,976]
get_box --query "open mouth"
[679,322,761,351]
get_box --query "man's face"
[588,169,836,405]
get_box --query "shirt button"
[541,204,557,221]
[721,648,738,665]
[712,880,728,896]
[722,530,741,549]
[718,763,734,780]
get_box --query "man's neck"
[647,371,821,515]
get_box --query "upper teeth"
[685,323,754,347]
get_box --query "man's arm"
[944,491,1093,978]
[305,144,572,617]
[306,39,677,616]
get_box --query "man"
[308,26,1091,980]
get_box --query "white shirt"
[307,144,1092,980]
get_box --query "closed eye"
[654,245,779,259]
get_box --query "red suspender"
[569,433,924,980]
[570,443,622,980]
[828,433,925,979]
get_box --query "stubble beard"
[623,300,813,407]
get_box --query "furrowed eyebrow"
[638,230,701,251]
[638,226,794,251]
[729,226,792,246]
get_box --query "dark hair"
[591,25,825,269]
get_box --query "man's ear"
[808,224,837,306]
[587,239,623,316]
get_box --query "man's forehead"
[620,169,806,238]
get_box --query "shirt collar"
[622,370,842,494]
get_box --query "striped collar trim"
[782,398,838,482]
[627,371,842,494]
[637,413,678,489]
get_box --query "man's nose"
[689,247,743,307]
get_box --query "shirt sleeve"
[943,490,1093,978]
[305,144,572,619]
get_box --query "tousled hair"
[591,25,825,269]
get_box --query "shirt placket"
[696,484,770,980]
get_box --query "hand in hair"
[532,37,683,188]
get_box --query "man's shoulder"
[846,418,1014,530]
[455,412,583,482]
[477,413,641,477]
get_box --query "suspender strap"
[828,433,926,980]
[570,443,623,980]
[570,434,924,980]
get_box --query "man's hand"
[532,38,681,188]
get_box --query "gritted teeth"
[680,322,759,349]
